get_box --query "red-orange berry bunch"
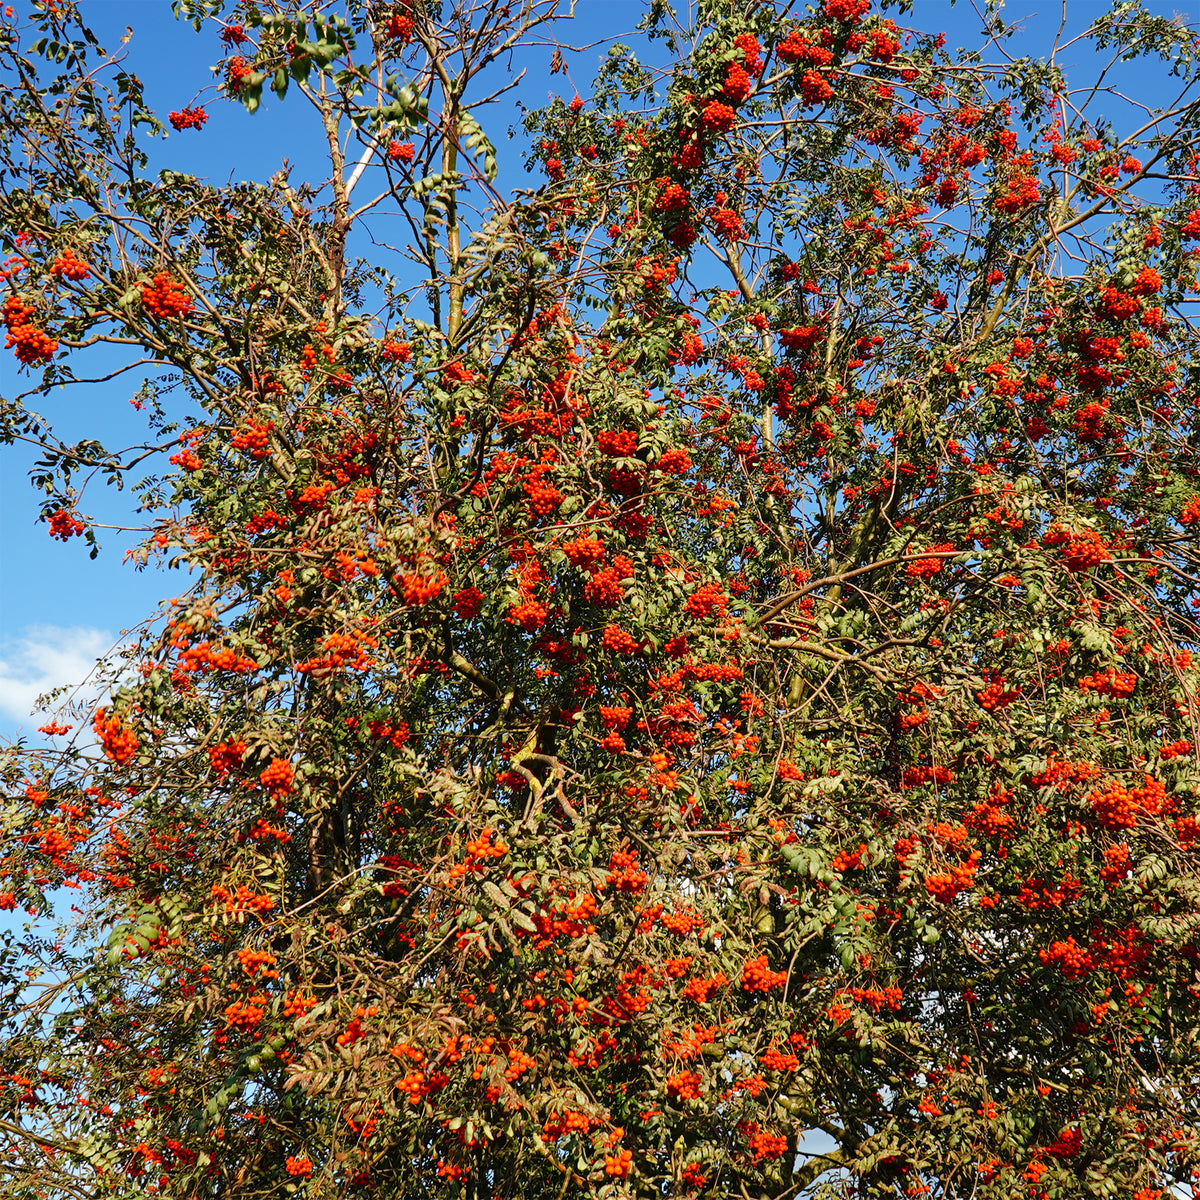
[168,107,208,131]
[48,249,90,279]
[604,1148,633,1177]
[3,293,56,363]
[141,273,194,319]
[1043,526,1112,572]
[741,954,787,992]
[47,509,84,540]
[605,847,648,893]
[93,709,138,765]
[259,758,295,798]
[231,420,274,458]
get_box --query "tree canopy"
[4,0,1200,1197]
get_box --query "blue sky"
[1,0,1192,739]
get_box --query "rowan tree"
[3,0,1200,1197]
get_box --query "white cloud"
[0,626,114,729]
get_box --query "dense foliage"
[4,0,1200,1196]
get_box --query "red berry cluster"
[3,293,56,363]
[683,582,726,619]
[601,625,639,654]
[141,273,194,319]
[385,12,414,42]
[47,509,84,540]
[230,420,274,459]
[259,757,296,798]
[49,250,90,280]
[1043,526,1112,572]
[168,107,208,131]
[93,709,138,765]
[605,848,648,893]
[741,955,787,992]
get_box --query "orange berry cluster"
[208,739,247,776]
[385,11,413,40]
[597,429,638,456]
[605,847,648,893]
[47,509,84,541]
[604,1148,633,1176]
[507,598,547,630]
[48,249,90,279]
[700,100,736,133]
[759,1043,800,1072]
[141,272,194,319]
[680,973,727,1003]
[1088,774,1164,829]
[830,843,868,872]
[748,1129,789,1161]
[741,954,787,992]
[1043,526,1112,572]
[3,293,56,363]
[599,704,633,731]
[236,948,280,979]
[209,883,275,915]
[847,985,903,1012]
[223,995,267,1028]
[230,419,274,458]
[92,709,137,765]
[1040,936,1093,977]
[177,641,257,674]
[562,534,605,567]
[168,107,208,131]
[683,582,726,619]
[584,564,627,607]
[337,1006,377,1046]
[601,625,639,654]
[396,1069,446,1106]
[283,991,317,1018]
[925,850,981,903]
[465,827,508,860]
[258,758,295,798]
[666,1069,703,1099]
[297,630,379,675]
[541,1110,593,1142]
[451,586,483,618]
[504,1047,534,1081]
[978,677,1022,710]
[400,567,447,605]
[1077,667,1137,697]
